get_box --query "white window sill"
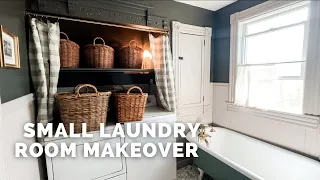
[226,102,319,128]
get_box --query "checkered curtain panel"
[29,18,60,126]
[149,34,177,112]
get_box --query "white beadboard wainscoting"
[212,83,320,158]
[0,94,41,180]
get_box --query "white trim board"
[1,94,34,115]
[0,96,10,180]
[0,94,41,180]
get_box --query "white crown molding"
[230,12,240,25]
[205,27,212,37]
[172,21,180,31]
[172,21,211,36]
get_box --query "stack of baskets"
[55,84,148,133]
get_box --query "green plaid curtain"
[149,34,177,112]
[29,18,60,126]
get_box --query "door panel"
[178,33,204,109]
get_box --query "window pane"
[275,62,303,77]
[245,24,305,64]
[246,65,304,114]
[247,7,308,35]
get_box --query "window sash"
[229,1,311,104]
[243,4,310,35]
[239,22,307,66]
[233,3,310,114]
[244,21,307,39]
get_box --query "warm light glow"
[143,50,152,59]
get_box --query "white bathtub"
[187,127,320,180]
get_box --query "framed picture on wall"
[0,25,20,68]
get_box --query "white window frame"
[228,0,319,127]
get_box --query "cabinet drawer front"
[50,137,125,180]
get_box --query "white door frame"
[172,21,212,118]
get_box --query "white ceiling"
[175,0,237,11]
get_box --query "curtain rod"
[25,12,169,34]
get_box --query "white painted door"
[177,33,205,110]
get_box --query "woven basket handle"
[75,84,98,95]
[129,40,138,47]
[127,86,143,94]
[60,32,69,40]
[93,37,105,45]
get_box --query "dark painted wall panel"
[0,1,31,103]
[151,1,214,28]
[213,0,266,82]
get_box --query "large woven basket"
[84,37,114,68]
[119,40,144,68]
[55,84,111,133]
[60,32,80,68]
[114,86,148,122]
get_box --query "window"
[233,2,310,114]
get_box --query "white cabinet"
[45,107,176,180]
[48,138,124,180]
[125,107,177,180]
[45,126,126,180]
[172,22,213,125]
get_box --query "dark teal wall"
[213,0,266,82]
[0,0,214,103]
[0,1,31,103]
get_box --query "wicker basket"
[55,84,112,133]
[84,37,114,68]
[60,32,80,68]
[119,40,144,68]
[114,86,148,122]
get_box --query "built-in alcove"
[59,19,151,68]
[57,19,164,87]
